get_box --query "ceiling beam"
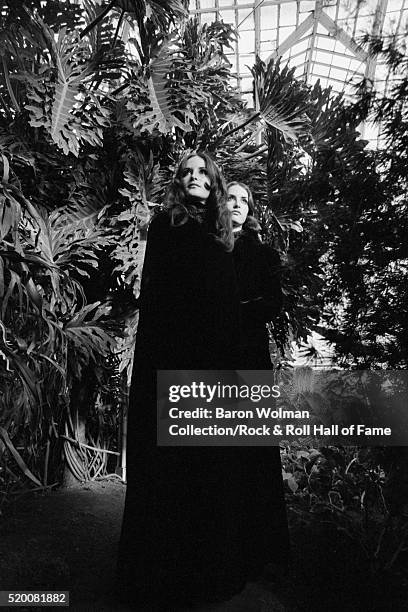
[318,10,368,62]
[269,12,314,59]
[189,0,304,13]
[365,0,388,82]
[305,1,323,82]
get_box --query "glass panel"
[348,58,363,72]
[278,25,296,40]
[260,49,273,61]
[289,50,307,65]
[260,5,277,27]
[294,64,306,77]
[335,1,350,20]
[260,40,276,54]
[238,9,254,29]
[314,63,330,77]
[375,63,391,81]
[219,9,235,24]
[241,76,253,91]
[383,12,402,33]
[260,28,278,42]
[199,0,215,8]
[330,66,349,80]
[324,4,337,20]
[316,34,336,51]
[239,29,255,53]
[355,13,375,34]
[388,0,404,11]
[291,38,309,53]
[299,1,316,14]
[279,3,297,26]
[201,11,217,24]
[239,53,256,73]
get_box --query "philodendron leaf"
[128,37,192,135]
[51,80,79,148]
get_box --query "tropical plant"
[1,0,407,499]
[0,1,130,489]
[0,1,247,491]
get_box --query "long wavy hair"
[164,151,234,251]
[227,181,261,234]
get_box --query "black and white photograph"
[0,0,408,610]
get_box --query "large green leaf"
[21,13,111,156]
[127,36,192,134]
[80,0,187,41]
[252,58,310,141]
[219,57,309,152]
[65,302,117,379]
[112,162,156,294]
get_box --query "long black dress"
[232,228,290,578]
[117,211,246,608]
[117,213,289,609]
[232,228,283,369]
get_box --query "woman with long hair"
[227,181,283,367]
[226,180,290,581]
[117,153,246,610]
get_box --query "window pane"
[238,9,254,29]
[199,0,215,8]
[261,5,277,27]
[239,30,255,53]
[219,9,235,24]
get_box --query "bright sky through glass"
[189,0,408,146]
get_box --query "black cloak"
[232,228,283,369]
[116,213,289,609]
[232,227,290,580]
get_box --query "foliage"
[1,1,407,500]
[0,2,247,490]
[220,39,408,368]
[282,444,408,576]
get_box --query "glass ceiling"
[189,0,408,104]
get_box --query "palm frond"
[254,57,310,138]
[219,57,310,150]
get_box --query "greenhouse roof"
[189,0,407,101]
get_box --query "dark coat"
[134,211,240,371]
[117,212,245,607]
[231,228,290,582]
[233,229,282,368]
[117,213,289,609]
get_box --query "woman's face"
[180,155,211,204]
[227,184,249,230]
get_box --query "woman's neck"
[186,200,207,222]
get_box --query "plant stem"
[1,56,21,113]
[80,0,116,39]
[112,9,125,49]
[219,111,261,141]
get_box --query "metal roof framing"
[190,0,407,102]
